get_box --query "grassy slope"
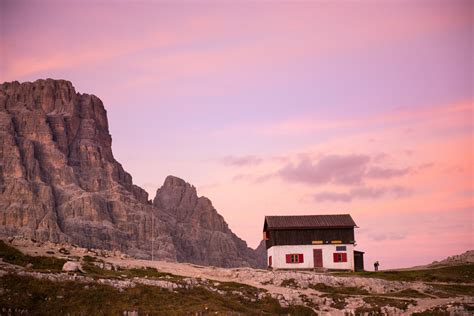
[0,241,315,315]
[0,274,315,315]
[333,264,474,283]
[0,240,66,270]
[1,240,473,314]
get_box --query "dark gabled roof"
[264,214,357,230]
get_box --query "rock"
[0,79,176,261]
[62,261,83,272]
[153,175,265,268]
[0,79,263,269]
[59,248,70,255]
[254,240,267,268]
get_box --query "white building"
[263,214,364,271]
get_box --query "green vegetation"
[427,284,474,298]
[412,303,474,316]
[213,281,265,297]
[382,289,430,298]
[354,296,416,314]
[260,279,273,285]
[0,240,66,271]
[299,294,319,310]
[81,260,184,282]
[0,274,315,315]
[308,283,369,295]
[321,294,347,309]
[310,283,428,312]
[412,307,449,316]
[82,255,97,263]
[333,264,474,283]
[280,278,299,288]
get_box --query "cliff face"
[0,79,176,259]
[0,79,265,268]
[154,176,264,268]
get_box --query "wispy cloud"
[221,155,262,167]
[368,232,406,241]
[313,185,413,203]
[279,154,370,185]
[278,154,412,186]
[366,166,411,179]
[252,100,473,137]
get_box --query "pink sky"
[1,0,472,269]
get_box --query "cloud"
[368,232,406,241]
[313,185,412,202]
[232,172,275,184]
[312,191,352,202]
[366,167,411,179]
[248,100,473,138]
[221,155,262,167]
[277,153,415,186]
[279,154,371,185]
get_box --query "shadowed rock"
[154,175,265,268]
[0,79,264,268]
[0,79,176,260]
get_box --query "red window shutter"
[333,253,338,262]
[342,253,347,262]
[299,254,304,263]
[286,254,291,263]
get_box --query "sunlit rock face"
[0,79,264,268]
[0,79,176,260]
[154,175,265,268]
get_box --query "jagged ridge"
[0,79,264,268]
[154,175,266,268]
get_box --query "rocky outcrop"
[154,176,264,268]
[62,261,84,273]
[254,240,267,268]
[0,79,264,268]
[0,79,176,260]
[428,250,474,267]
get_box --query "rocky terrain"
[0,79,263,268]
[1,237,473,315]
[428,250,474,267]
[154,175,266,268]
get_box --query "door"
[354,251,364,271]
[313,249,323,268]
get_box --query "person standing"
[374,261,379,271]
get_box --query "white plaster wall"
[267,244,354,270]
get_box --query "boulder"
[62,261,84,273]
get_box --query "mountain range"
[0,79,265,268]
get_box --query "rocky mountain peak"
[1,79,265,268]
[1,79,77,116]
[154,177,264,268]
[0,79,176,259]
[163,175,188,187]
[153,175,198,218]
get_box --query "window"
[285,254,304,263]
[336,246,347,251]
[333,253,347,263]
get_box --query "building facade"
[263,214,364,271]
